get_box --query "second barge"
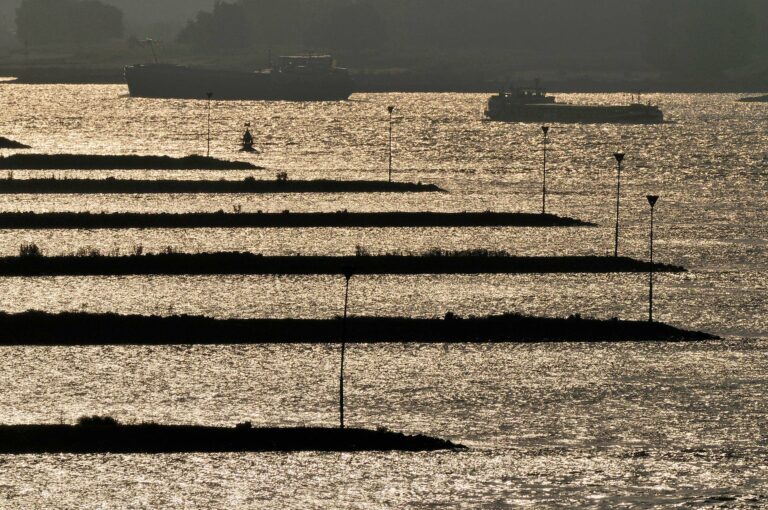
[485,85,663,124]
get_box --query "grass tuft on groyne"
[0,211,592,229]
[0,177,443,193]
[0,418,461,454]
[0,250,685,276]
[0,311,716,344]
[0,153,258,170]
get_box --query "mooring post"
[388,106,395,183]
[647,195,659,322]
[339,269,353,429]
[541,126,550,215]
[613,151,625,257]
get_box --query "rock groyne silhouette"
[0,154,258,170]
[0,177,443,194]
[0,418,461,454]
[0,311,716,344]
[0,251,685,276]
[0,211,592,229]
[0,137,31,149]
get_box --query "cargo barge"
[125,55,354,101]
[485,85,664,124]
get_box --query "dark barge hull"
[125,64,354,101]
[485,103,664,124]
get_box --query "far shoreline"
[1,70,766,94]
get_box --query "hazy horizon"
[1,1,767,91]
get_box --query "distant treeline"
[174,0,767,78]
[16,0,123,45]
[8,0,768,88]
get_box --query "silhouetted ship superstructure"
[485,85,664,124]
[125,55,354,101]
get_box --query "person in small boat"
[242,128,254,148]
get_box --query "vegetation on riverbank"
[0,311,715,344]
[0,211,592,229]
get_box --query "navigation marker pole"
[388,106,395,182]
[613,151,625,257]
[647,195,659,322]
[206,91,213,157]
[542,126,550,214]
[339,269,353,429]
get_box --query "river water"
[0,86,766,508]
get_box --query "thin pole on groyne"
[388,106,395,183]
[647,195,659,322]
[339,270,353,429]
[206,91,213,157]
[541,126,550,214]
[613,151,625,257]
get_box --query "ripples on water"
[0,86,766,507]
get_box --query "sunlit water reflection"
[0,86,766,507]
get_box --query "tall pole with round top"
[387,106,395,183]
[339,268,353,429]
[647,195,659,322]
[613,151,625,257]
[541,126,550,214]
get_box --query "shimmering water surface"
[0,85,766,508]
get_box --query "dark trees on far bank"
[178,0,388,51]
[175,0,766,80]
[16,0,123,45]
[177,1,252,49]
[643,0,756,78]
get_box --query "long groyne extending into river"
[0,177,443,194]
[0,311,715,344]
[0,251,684,276]
[0,419,461,454]
[0,154,258,170]
[0,211,592,229]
